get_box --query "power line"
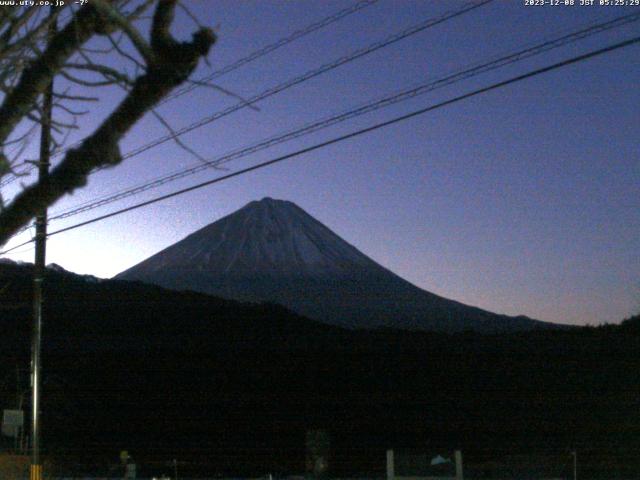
[4,0,491,186]
[107,0,494,163]
[46,10,640,223]
[0,0,380,186]
[160,0,380,105]
[0,167,30,188]
[0,33,631,255]
[1,243,35,256]
[0,0,501,241]
[54,10,640,216]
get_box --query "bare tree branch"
[186,78,260,111]
[64,61,134,86]
[0,0,216,245]
[105,29,146,70]
[53,90,99,102]
[151,108,209,164]
[0,4,106,146]
[91,0,156,64]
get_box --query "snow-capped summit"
[132,197,377,277]
[116,198,551,332]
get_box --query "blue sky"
[2,0,639,326]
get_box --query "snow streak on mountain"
[127,198,379,276]
[116,198,551,332]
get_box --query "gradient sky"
[2,0,639,326]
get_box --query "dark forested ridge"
[1,261,639,478]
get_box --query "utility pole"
[31,8,55,480]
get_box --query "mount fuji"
[116,197,551,332]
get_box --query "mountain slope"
[116,197,551,332]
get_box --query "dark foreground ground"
[1,262,639,478]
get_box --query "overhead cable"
[0,33,628,254]
[0,0,380,186]
[26,0,491,174]
[160,0,380,105]
[109,0,494,163]
[47,11,640,222]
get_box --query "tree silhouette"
[0,0,216,246]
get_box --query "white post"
[386,449,395,480]
[454,450,463,480]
